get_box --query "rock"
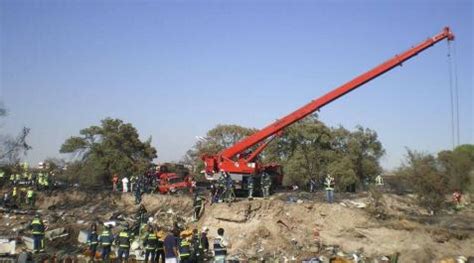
[44,227,65,240]
[77,230,89,244]
[22,236,34,250]
[0,239,16,255]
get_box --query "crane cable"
[447,40,460,149]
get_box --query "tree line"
[2,109,472,212]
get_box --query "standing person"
[27,188,35,208]
[261,172,272,199]
[99,225,113,261]
[116,223,132,262]
[452,190,463,209]
[200,227,210,260]
[375,175,384,186]
[191,228,204,263]
[122,176,129,193]
[112,174,119,192]
[223,173,235,203]
[87,223,99,261]
[130,175,136,193]
[156,232,165,263]
[191,178,197,193]
[135,179,142,204]
[143,226,158,263]
[163,228,179,263]
[0,169,5,187]
[178,235,192,263]
[247,175,254,200]
[11,186,17,205]
[213,228,230,263]
[30,214,45,253]
[324,174,335,203]
[216,172,226,202]
[209,184,217,205]
[309,178,317,193]
[193,192,204,221]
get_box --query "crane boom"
[203,27,454,176]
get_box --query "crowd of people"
[28,204,230,263]
[0,162,54,209]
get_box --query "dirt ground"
[0,188,473,262]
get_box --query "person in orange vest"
[112,174,119,192]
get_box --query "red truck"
[156,164,193,194]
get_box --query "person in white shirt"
[122,177,129,193]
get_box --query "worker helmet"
[201,226,209,233]
[34,213,40,218]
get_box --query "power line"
[453,42,461,146]
[447,41,456,149]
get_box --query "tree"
[183,124,257,173]
[0,105,31,164]
[437,144,474,193]
[263,116,384,189]
[264,117,333,186]
[60,118,157,186]
[395,149,449,212]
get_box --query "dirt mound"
[1,190,473,261]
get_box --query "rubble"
[0,239,16,255]
[0,189,472,261]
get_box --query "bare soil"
[0,189,473,262]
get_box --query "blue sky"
[0,0,472,170]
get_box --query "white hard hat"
[201,226,209,233]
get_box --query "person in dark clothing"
[193,192,204,221]
[178,236,192,263]
[200,226,210,253]
[99,225,113,261]
[87,223,99,261]
[191,228,203,263]
[163,229,179,263]
[116,224,132,262]
[143,226,158,263]
[30,214,45,253]
[209,184,217,205]
[155,234,165,263]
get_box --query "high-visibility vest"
[31,218,45,235]
[27,190,34,198]
[118,231,131,248]
[88,231,99,245]
[194,196,203,208]
[99,230,113,246]
[144,233,158,250]
[12,187,17,197]
[179,239,191,257]
[0,171,4,178]
[10,174,14,181]
[325,178,334,191]
[15,174,21,181]
[38,173,45,185]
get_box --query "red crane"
[202,27,454,182]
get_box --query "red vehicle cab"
[157,173,191,194]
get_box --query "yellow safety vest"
[12,187,17,197]
[27,190,34,198]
